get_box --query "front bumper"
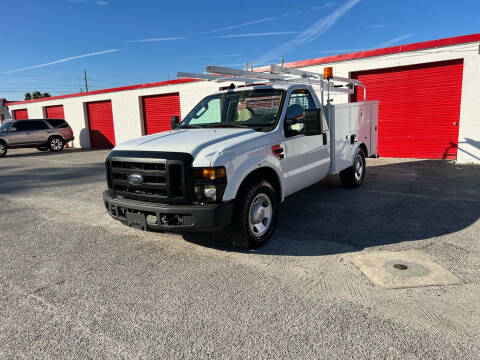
[103,190,233,232]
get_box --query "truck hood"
[114,128,265,157]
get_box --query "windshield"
[180,89,285,130]
[0,122,13,132]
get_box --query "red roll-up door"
[45,105,65,119]
[13,109,29,120]
[351,59,463,159]
[86,100,115,148]
[143,93,181,135]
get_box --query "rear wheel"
[0,141,7,158]
[340,148,366,188]
[225,180,278,249]
[48,136,64,152]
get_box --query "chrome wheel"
[354,153,364,182]
[0,143,5,156]
[248,193,272,237]
[50,138,63,151]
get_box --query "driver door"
[281,88,330,196]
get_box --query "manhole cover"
[393,263,408,270]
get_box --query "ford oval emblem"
[127,174,144,185]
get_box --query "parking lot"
[1,148,479,359]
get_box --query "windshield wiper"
[179,124,203,129]
[205,123,250,128]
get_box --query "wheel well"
[48,135,64,142]
[237,167,282,202]
[359,143,368,157]
[0,139,6,146]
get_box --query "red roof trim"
[5,78,199,106]
[256,33,480,71]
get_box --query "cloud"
[214,31,302,39]
[255,0,360,64]
[96,1,108,5]
[4,49,120,73]
[125,37,185,43]
[205,17,276,33]
[374,34,413,48]
[366,24,383,29]
[312,2,336,11]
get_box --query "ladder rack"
[177,64,367,102]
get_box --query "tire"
[48,136,65,152]
[225,180,278,249]
[37,146,48,151]
[340,148,366,188]
[0,141,7,158]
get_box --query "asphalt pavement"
[1,148,479,359]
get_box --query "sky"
[1,0,479,100]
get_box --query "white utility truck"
[103,65,378,248]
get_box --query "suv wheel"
[49,136,65,152]
[225,180,278,249]
[0,141,7,158]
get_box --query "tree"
[25,91,52,100]
[32,91,42,99]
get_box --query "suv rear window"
[46,119,68,129]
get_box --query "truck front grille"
[107,151,194,204]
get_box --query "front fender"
[222,154,284,202]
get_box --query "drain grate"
[393,263,408,270]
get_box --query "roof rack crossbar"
[177,64,365,98]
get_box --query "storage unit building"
[3,33,479,164]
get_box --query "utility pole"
[83,70,89,92]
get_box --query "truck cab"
[104,66,378,249]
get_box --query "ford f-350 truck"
[103,65,378,249]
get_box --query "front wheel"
[48,136,65,152]
[340,148,366,188]
[225,180,278,249]
[0,142,7,158]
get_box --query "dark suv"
[0,119,74,157]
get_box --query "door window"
[30,121,49,130]
[285,89,317,135]
[14,121,32,132]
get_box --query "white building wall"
[5,41,480,163]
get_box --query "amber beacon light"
[324,67,333,79]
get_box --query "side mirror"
[170,116,180,130]
[300,109,323,135]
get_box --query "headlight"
[193,167,226,203]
